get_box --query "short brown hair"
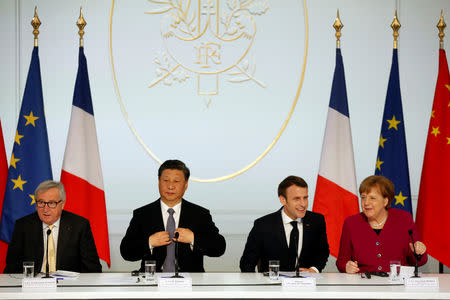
[359,175,394,208]
[278,176,308,198]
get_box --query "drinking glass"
[389,260,401,281]
[145,260,156,281]
[23,261,34,278]
[268,260,280,280]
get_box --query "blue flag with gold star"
[0,47,53,242]
[375,49,412,215]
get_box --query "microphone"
[171,231,183,278]
[408,230,420,278]
[43,229,51,278]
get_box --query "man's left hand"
[174,228,194,244]
[299,268,317,273]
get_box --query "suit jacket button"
[376,242,380,246]
[378,266,382,270]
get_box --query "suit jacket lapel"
[56,212,70,269]
[178,199,188,228]
[275,209,289,250]
[32,213,45,271]
[154,200,165,231]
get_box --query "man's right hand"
[149,231,172,247]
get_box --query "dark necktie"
[163,208,176,272]
[289,220,299,270]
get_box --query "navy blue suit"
[4,211,101,273]
[120,199,226,272]
[240,209,329,272]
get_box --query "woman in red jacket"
[336,175,427,273]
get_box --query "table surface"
[0,272,449,299]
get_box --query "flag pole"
[438,9,446,50]
[391,9,401,50]
[437,10,446,274]
[333,9,343,49]
[31,6,41,47]
[77,7,86,48]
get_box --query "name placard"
[158,277,192,289]
[405,277,439,288]
[282,277,316,288]
[22,277,57,289]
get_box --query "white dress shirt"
[281,209,318,273]
[40,218,60,273]
[149,200,193,253]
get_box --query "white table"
[0,272,448,299]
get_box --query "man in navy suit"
[120,160,226,272]
[240,176,329,273]
[4,180,101,273]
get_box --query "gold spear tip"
[333,9,343,48]
[77,7,87,47]
[391,9,401,49]
[31,6,41,46]
[437,9,446,49]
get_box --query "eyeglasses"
[36,200,62,209]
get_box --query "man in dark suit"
[4,180,101,274]
[120,160,226,272]
[240,176,329,273]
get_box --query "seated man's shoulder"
[132,200,161,215]
[181,199,211,214]
[62,210,90,224]
[254,210,281,226]
[305,210,326,222]
[14,212,40,227]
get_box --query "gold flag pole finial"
[77,7,87,47]
[31,6,41,47]
[391,9,401,49]
[437,9,446,49]
[333,9,343,49]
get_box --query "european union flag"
[0,47,53,242]
[375,49,412,215]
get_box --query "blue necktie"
[163,208,176,272]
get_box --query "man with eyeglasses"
[4,180,101,273]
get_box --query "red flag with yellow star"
[416,49,450,268]
[0,120,8,273]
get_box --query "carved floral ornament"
[109,0,308,182]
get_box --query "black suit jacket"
[240,209,329,272]
[4,211,102,273]
[120,199,226,272]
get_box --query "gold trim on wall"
[109,0,309,183]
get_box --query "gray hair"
[34,180,66,202]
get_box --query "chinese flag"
[0,120,8,272]
[416,49,450,268]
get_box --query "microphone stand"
[292,235,303,278]
[171,232,183,278]
[408,230,421,278]
[43,229,51,278]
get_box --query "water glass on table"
[145,260,156,281]
[389,260,401,281]
[23,261,34,278]
[268,260,280,280]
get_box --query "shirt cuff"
[310,267,319,273]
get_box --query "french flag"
[61,47,111,267]
[313,48,359,258]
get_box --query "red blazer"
[336,208,427,273]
